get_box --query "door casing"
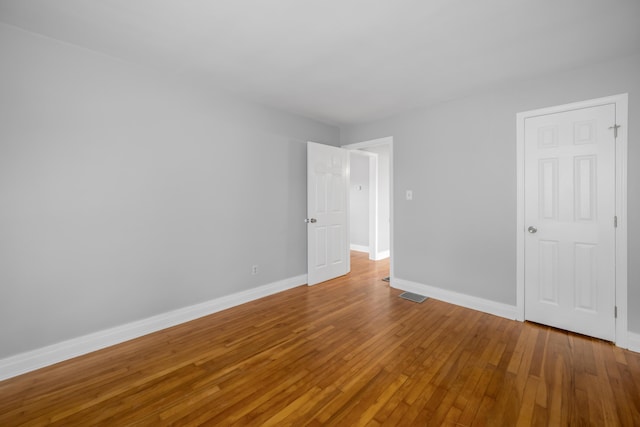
[516,94,628,347]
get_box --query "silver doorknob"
[528,226,537,234]
[305,218,317,223]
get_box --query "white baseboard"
[0,274,307,382]
[627,332,640,353]
[350,244,369,253]
[349,246,389,261]
[392,277,640,351]
[392,277,518,320]
[373,250,390,261]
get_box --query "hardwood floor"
[1,251,640,426]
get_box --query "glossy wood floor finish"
[2,252,640,426]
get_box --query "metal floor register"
[399,292,428,303]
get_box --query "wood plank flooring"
[1,251,640,426]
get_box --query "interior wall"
[341,52,640,333]
[349,152,370,248]
[0,24,340,359]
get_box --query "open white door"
[307,142,349,285]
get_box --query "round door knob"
[528,226,537,234]
[305,218,317,224]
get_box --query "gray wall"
[342,52,640,333]
[349,152,369,247]
[0,24,340,359]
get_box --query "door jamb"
[515,94,628,348]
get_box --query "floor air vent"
[399,292,428,303]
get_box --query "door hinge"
[614,216,618,228]
[609,124,621,138]
[615,306,618,318]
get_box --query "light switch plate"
[406,190,413,200]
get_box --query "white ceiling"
[1,0,639,126]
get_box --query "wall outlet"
[251,265,258,275]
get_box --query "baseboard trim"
[392,277,518,320]
[627,332,640,353]
[373,250,390,261]
[0,274,308,381]
[350,244,369,253]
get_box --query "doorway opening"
[306,137,393,286]
[343,137,393,282]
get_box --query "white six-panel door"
[307,142,349,285]
[524,104,616,341]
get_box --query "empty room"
[1,1,640,425]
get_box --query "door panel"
[307,142,349,285]
[524,104,615,341]
[538,239,559,304]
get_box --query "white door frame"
[342,136,394,279]
[516,94,628,347]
